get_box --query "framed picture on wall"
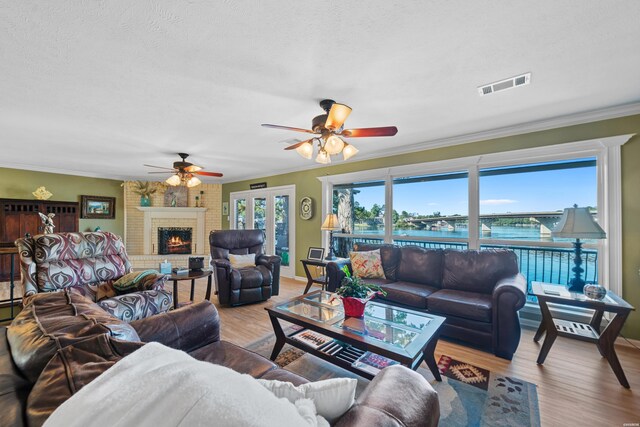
[80,195,116,219]
[307,247,325,262]
[164,186,188,207]
[222,201,229,216]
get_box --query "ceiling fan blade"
[325,103,352,131]
[262,124,317,134]
[340,126,398,137]
[284,138,315,150]
[143,164,175,170]
[185,165,203,172]
[194,171,223,177]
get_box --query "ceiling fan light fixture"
[186,175,202,188]
[342,143,359,161]
[295,141,314,159]
[315,149,331,165]
[324,134,345,155]
[165,174,181,186]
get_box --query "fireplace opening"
[158,227,192,255]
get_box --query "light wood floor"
[177,276,640,427]
[4,276,639,426]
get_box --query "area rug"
[246,331,540,427]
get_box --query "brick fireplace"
[123,182,221,270]
[129,206,207,269]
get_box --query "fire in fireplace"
[158,227,192,255]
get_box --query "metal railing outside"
[481,244,598,300]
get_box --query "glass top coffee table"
[265,290,445,380]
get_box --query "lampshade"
[342,143,359,160]
[325,103,352,131]
[324,134,345,155]
[552,205,606,239]
[295,141,314,159]
[315,149,331,164]
[165,174,181,186]
[186,175,202,188]
[321,213,340,231]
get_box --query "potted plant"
[131,181,163,207]
[334,265,387,318]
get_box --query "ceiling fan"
[144,153,223,187]
[262,99,398,164]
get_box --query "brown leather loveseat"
[1,291,439,427]
[327,244,527,359]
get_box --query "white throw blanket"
[45,342,327,427]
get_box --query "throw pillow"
[258,377,357,424]
[44,342,327,427]
[228,253,256,268]
[350,249,385,279]
[112,270,163,293]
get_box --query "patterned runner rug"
[246,330,540,427]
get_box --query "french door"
[230,185,295,277]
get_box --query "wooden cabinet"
[0,198,79,280]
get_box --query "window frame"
[319,135,633,295]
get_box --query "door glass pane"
[234,199,246,229]
[253,198,266,231]
[275,195,290,266]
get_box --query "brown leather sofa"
[327,244,527,360]
[209,229,281,306]
[1,291,439,427]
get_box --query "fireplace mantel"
[135,207,207,255]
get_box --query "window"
[478,159,597,242]
[333,180,386,235]
[320,134,632,296]
[392,172,468,241]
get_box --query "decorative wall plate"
[300,196,313,220]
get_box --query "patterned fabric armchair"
[15,231,172,322]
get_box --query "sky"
[352,164,597,216]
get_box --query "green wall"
[223,114,640,339]
[0,168,124,235]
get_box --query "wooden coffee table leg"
[536,299,558,364]
[598,312,630,388]
[205,275,212,301]
[268,314,286,361]
[173,280,178,309]
[423,335,442,381]
[190,279,195,301]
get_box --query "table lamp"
[321,213,341,260]
[551,204,606,292]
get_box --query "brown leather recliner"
[209,230,281,306]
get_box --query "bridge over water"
[405,211,595,236]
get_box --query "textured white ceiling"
[1,1,639,183]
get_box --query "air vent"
[478,72,531,96]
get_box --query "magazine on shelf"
[291,329,334,350]
[352,351,400,375]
